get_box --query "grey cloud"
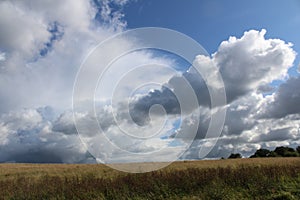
[253,128,297,143]
[129,70,211,128]
[52,111,77,135]
[262,76,300,118]
[170,71,211,108]
[129,86,181,125]
[257,84,275,93]
[222,95,259,136]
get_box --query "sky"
[0,0,300,167]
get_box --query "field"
[0,158,300,199]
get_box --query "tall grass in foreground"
[0,159,300,199]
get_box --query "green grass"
[0,158,300,199]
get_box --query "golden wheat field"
[0,158,299,199]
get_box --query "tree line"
[227,146,300,159]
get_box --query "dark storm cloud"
[0,108,93,163]
[52,112,77,135]
[253,128,297,143]
[262,76,300,118]
[129,70,211,128]
[130,86,181,125]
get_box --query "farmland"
[0,157,300,199]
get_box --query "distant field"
[0,158,300,199]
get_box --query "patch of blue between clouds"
[167,118,185,147]
[92,0,105,24]
[92,0,126,25]
[39,21,64,57]
[160,118,181,146]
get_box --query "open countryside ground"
[0,157,300,199]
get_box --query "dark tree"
[228,153,242,159]
[268,151,278,157]
[250,149,270,158]
[274,146,296,157]
[296,146,300,154]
